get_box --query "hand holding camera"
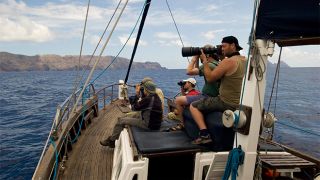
[135,84,141,96]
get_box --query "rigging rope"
[165,0,202,90]
[70,0,129,115]
[91,1,148,84]
[224,1,259,178]
[275,120,320,137]
[267,47,282,113]
[49,137,59,180]
[71,0,91,100]
[59,0,122,129]
[74,0,122,89]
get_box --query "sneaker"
[192,134,212,145]
[100,137,115,148]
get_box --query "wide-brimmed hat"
[141,77,153,84]
[183,78,196,85]
[221,36,243,51]
[142,81,156,94]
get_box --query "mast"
[236,40,275,179]
[124,0,152,84]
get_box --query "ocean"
[0,68,319,179]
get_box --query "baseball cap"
[183,78,196,85]
[221,36,243,50]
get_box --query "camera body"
[177,81,186,87]
[181,45,222,57]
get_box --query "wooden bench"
[259,153,316,179]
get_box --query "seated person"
[190,36,247,145]
[174,45,220,128]
[178,78,200,96]
[141,77,165,113]
[167,78,200,124]
[100,81,163,148]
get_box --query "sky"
[0,0,319,69]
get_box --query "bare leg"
[175,96,188,123]
[190,103,207,130]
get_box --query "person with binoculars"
[177,78,200,96]
[170,44,220,131]
[100,80,163,148]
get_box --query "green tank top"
[219,57,246,105]
[199,60,220,97]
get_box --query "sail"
[255,0,320,46]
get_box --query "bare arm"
[200,50,230,82]
[186,56,200,75]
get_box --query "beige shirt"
[219,56,247,105]
[156,88,164,111]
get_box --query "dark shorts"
[191,96,237,114]
[186,94,207,105]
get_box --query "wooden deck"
[61,102,129,180]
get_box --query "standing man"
[190,36,247,144]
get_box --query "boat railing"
[33,83,96,179]
[54,83,96,130]
[95,83,136,110]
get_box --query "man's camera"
[181,45,222,57]
[177,81,186,87]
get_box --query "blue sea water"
[0,68,319,179]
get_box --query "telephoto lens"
[181,45,222,57]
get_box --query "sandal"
[169,123,184,131]
[192,134,213,145]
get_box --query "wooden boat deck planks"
[62,102,129,179]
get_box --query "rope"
[165,0,202,90]
[70,87,89,144]
[267,47,282,113]
[237,0,260,144]
[222,146,245,180]
[234,112,240,128]
[70,0,129,115]
[49,137,59,180]
[91,0,148,84]
[276,120,320,137]
[71,0,91,101]
[75,0,122,88]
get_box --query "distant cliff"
[267,60,290,68]
[0,52,166,72]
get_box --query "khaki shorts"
[191,96,237,114]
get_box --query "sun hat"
[141,77,153,84]
[221,36,243,50]
[142,81,156,94]
[183,78,196,85]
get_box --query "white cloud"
[200,4,219,11]
[146,8,224,26]
[87,34,101,45]
[118,35,147,46]
[201,30,224,41]
[155,32,179,39]
[155,32,191,47]
[0,17,53,42]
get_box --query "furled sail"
[255,0,320,46]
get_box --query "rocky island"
[0,52,166,72]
